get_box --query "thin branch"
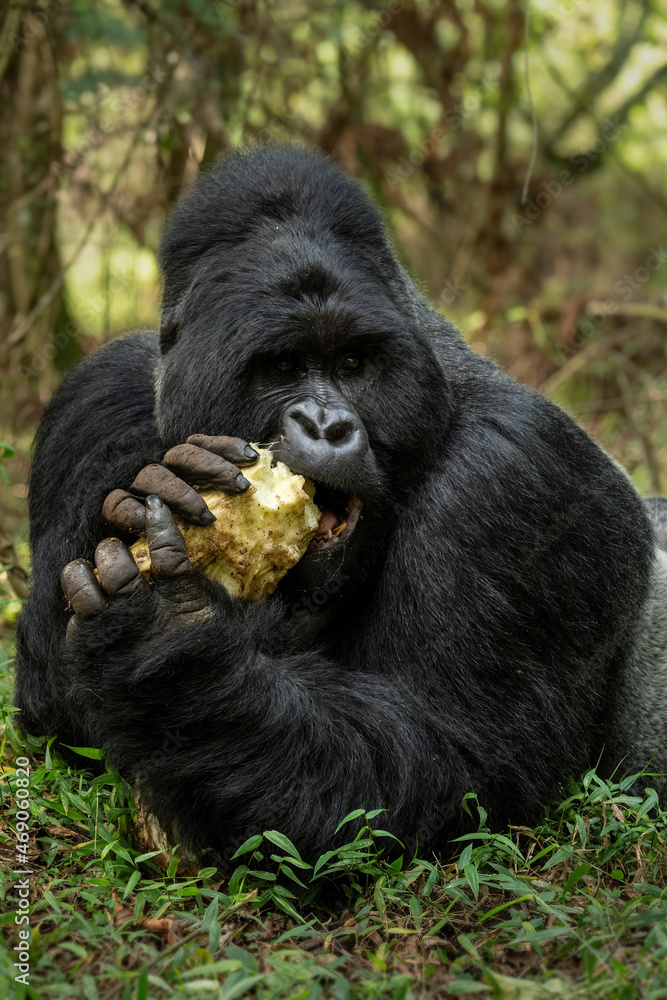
[617,367,662,494]
[521,0,537,205]
[587,301,667,324]
[541,326,637,397]
[0,1,28,84]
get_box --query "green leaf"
[425,917,449,937]
[464,864,479,901]
[278,864,309,888]
[201,897,218,930]
[459,843,473,869]
[391,979,412,1000]
[581,945,598,983]
[208,920,222,955]
[480,894,534,923]
[447,976,490,994]
[563,863,591,893]
[335,808,366,833]
[197,866,218,879]
[134,849,165,863]
[123,870,141,896]
[575,814,588,847]
[270,895,301,921]
[423,865,439,896]
[62,745,105,759]
[370,828,403,843]
[263,829,302,860]
[542,847,575,868]
[231,835,263,859]
[136,964,149,1000]
[274,918,319,943]
[247,870,276,881]
[181,959,243,978]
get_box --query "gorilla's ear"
[160,274,205,352]
[159,303,183,353]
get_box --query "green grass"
[2,620,667,1000]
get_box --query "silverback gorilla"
[14,145,667,868]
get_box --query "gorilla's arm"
[16,334,257,742]
[61,503,467,864]
[15,334,163,738]
[346,371,656,831]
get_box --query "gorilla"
[14,144,667,867]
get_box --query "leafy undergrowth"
[2,645,667,1000]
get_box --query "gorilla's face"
[155,228,451,562]
[249,321,386,558]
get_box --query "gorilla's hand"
[101,435,259,535]
[61,496,216,639]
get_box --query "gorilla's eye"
[275,357,295,374]
[341,353,362,372]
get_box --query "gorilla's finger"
[145,495,191,578]
[186,434,259,468]
[131,464,215,526]
[95,537,150,598]
[163,443,250,493]
[61,559,108,616]
[102,489,146,534]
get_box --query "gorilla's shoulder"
[29,332,160,528]
[40,331,159,425]
[418,328,649,540]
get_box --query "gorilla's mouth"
[309,484,362,552]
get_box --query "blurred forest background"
[1,0,667,630]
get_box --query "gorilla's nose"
[281,398,368,467]
[288,399,356,445]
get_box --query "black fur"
[15,145,662,865]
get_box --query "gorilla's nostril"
[325,421,353,444]
[292,411,321,440]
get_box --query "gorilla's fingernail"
[201,509,216,525]
[146,495,163,510]
[244,445,259,461]
[235,473,250,492]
